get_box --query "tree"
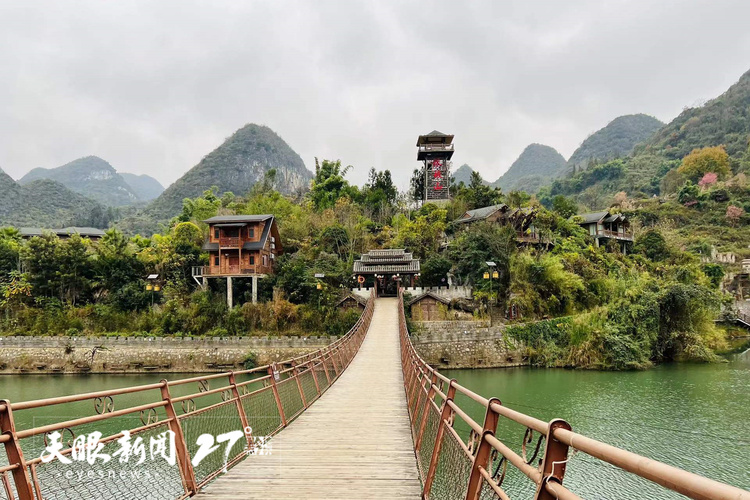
[177,188,221,223]
[726,205,744,226]
[393,209,447,260]
[634,229,670,261]
[0,230,20,274]
[551,195,578,218]
[0,272,32,317]
[310,159,356,210]
[459,171,502,209]
[506,190,530,209]
[698,172,718,189]
[419,256,452,286]
[677,146,731,182]
[94,229,145,306]
[678,181,700,205]
[409,167,425,203]
[363,168,398,221]
[448,222,516,300]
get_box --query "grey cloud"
[1,0,749,190]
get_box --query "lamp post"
[146,274,160,307]
[483,262,498,326]
[315,273,325,309]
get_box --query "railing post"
[159,381,198,495]
[415,372,438,452]
[228,372,252,450]
[308,360,321,397]
[267,364,287,427]
[409,366,425,415]
[330,348,340,377]
[0,401,34,500]
[422,380,456,499]
[534,419,572,500]
[465,397,501,500]
[321,353,332,385]
[291,361,308,409]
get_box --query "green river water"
[0,350,748,498]
[443,348,750,498]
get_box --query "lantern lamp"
[483,272,490,280]
[146,284,153,291]
[154,285,161,292]
[492,271,499,279]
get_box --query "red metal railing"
[398,289,749,500]
[0,290,374,500]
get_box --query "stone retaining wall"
[0,336,334,374]
[411,321,525,369]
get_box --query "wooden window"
[249,255,255,265]
[263,255,267,267]
[214,228,220,239]
[249,227,255,238]
[214,256,219,266]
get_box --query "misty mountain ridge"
[19,156,142,206]
[120,173,165,201]
[0,174,104,228]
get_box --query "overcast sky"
[2,0,750,190]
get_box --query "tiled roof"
[354,248,420,274]
[574,211,609,224]
[20,227,106,238]
[353,261,421,274]
[455,204,507,223]
[336,294,368,307]
[203,215,273,223]
[407,292,450,306]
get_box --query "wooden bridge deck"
[198,297,422,499]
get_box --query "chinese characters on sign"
[426,159,450,200]
[41,426,272,472]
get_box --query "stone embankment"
[410,321,525,369]
[0,336,333,374]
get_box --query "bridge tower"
[417,130,454,202]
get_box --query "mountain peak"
[568,114,664,168]
[452,164,475,185]
[491,143,566,193]
[145,123,312,221]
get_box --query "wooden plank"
[198,298,421,499]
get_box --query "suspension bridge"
[0,290,748,500]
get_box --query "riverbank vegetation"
[0,154,745,369]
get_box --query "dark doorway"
[378,276,399,297]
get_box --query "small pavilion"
[353,249,421,297]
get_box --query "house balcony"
[596,229,633,241]
[219,237,241,248]
[192,266,262,277]
[516,231,542,244]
